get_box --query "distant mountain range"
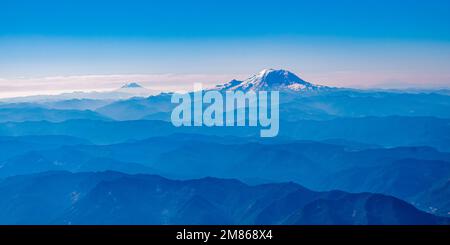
[0,82,157,103]
[0,171,447,225]
[2,69,450,121]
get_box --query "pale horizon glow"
[1,68,450,99]
[0,73,244,99]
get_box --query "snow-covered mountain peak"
[216,69,320,92]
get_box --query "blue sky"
[1,0,450,96]
[2,0,450,40]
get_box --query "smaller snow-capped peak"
[216,69,320,92]
[117,82,158,97]
[121,82,143,89]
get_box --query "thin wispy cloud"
[0,73,245,98]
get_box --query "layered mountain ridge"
[0,171,447,225]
